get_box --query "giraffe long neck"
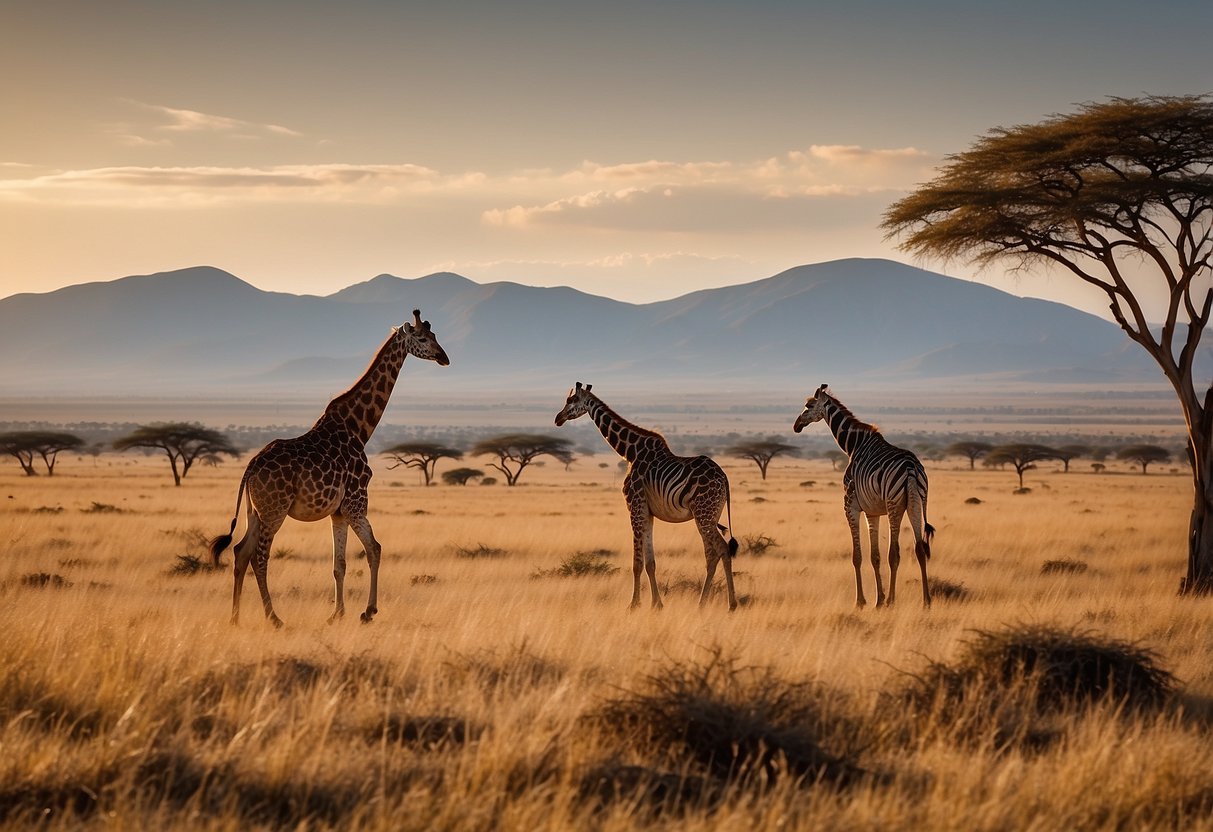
[316,333,408,446]
[587,396,665,463]
[823,397,878,458]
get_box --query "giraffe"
[555,382,740,611]
[209,309,450,627]
[793,384,934,608]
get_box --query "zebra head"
[554,382,594,426]
[397,309,451,366]
[793,383,831,433]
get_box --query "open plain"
[2,450,1212,830]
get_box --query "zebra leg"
[845,491,866,608]
[349,515,382,623]
[643,515,662,610]
[867,514,886,608]
[328,514,349,623]
[886,506,905,607]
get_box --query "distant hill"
[0,259,1164,398]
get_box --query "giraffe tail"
[718,479,740,558]
[209,469,249,567]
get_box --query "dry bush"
[454,542,508,559]
[885,624,1177,751]
[742,533,780,555]
[1041,558,1090,575]
[927,577,970,602]
[532,550,619,578]
[585,649,864,808]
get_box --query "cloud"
[114,100,305,146]
[0,163,444,206]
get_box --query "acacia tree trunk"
[1183,419,1213,594]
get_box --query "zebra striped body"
[556,383,739,610]
[794,384,934,608]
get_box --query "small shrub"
[927,577,969,602]
[32,505,64,514]
[1041,559,1089,575]
[964,496,983,505]
[479,477,498,486]
[799,480,816,488]
[169,554,215,576]
[455,543,508,559]
[18,572,73,589]
[742,534,779,556]
[82,502,123,514]
[411,574,439,586]
[533,550,619,579]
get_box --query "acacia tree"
[441,467,484,486]
[985,444,1060,490]
[0,431,84,476]
[382,441,464,486]
[725,440,798,480]
[470,433,575,487]
[946,440,993,470]
[883,95,1213,593]
[1053,444,1093,473]
[1118,444,1172,475]
[112,423,239,486]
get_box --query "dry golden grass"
[2,452,1212,830]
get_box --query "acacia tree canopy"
[726,440,798,480]
[1118,444,1172,475]
[112,422,239,486]
[469,433,575,486]
[883,95,1213,593]
[382,441,463,486]
[946,440,994,470]
[0,431,84,476]
[986,444,1060,489]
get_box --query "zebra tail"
[208,470,249,567]
[914,481,934,560]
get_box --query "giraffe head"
[793,383,831,433]
[554,382,594,426]
[397,309,450,366]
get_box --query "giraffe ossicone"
[793,385,934,608]
[209,308,450,627]
[555,382,740,611]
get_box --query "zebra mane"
[822,391,881,433]
[589,394,668,442]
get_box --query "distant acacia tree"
[823,450,848,472]
[112,423,239,486]
[0,431,84,476]
[946,440,993,470]
[1118,444,1172,475]
[882,94,1213,592]
[986,444,1060,490]
[382,441,464,486]
[725,440,797,480]
[441,467,484,486]
[1092,462,1107,474]
[470,433,575,487]
[1053,444,1092,473]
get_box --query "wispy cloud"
[111,100,305,146]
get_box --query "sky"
[2,0,1211,316]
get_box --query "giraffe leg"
[626,496,650,610]
[643,518,662,610]
[886,506,905,607]
[328,514,349,623]
[230,507,260,626]
[696,514,735,611]
[349,515,382,623]
[845,491,866,608]
[249,512,286,628]
[868,514,886,608]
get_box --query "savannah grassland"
[3,449,1213,831]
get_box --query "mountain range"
[0,258,1164,398]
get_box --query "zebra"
[555,382,740,611]
[793,384,935,608]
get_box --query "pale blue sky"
[2,0,1210,313]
